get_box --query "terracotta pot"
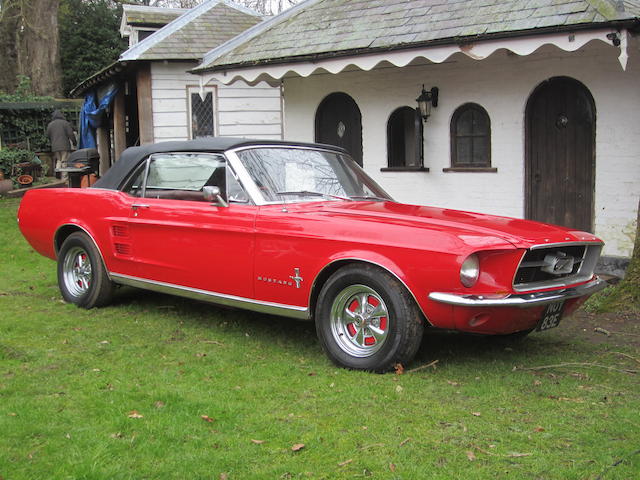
[17,174,33,188]
[0,179,13,196]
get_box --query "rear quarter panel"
[18,188,131,269]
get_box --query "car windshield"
[235,147,393,203]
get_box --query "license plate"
[537,301,565,331]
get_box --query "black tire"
[57,232,113,309]
[315,264,424,372]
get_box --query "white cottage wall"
[151,62,197,142]
[217,84,283,138]
[283,41,640,259]
[151,62,283,142]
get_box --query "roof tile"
[198,0,638,69]
[124,1,261,61]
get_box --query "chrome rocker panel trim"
[110,273,310,320]
[428,277,607,308]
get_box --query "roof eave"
[69,61,131,98]
[193,18,640,75]
[70,55,204,98]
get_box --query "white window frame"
[187,86,217,140]
[131,28,158,47]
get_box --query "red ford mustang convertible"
[18,138,606,371]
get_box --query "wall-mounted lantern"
[416,85,439,122]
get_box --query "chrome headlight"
[460,254,480,288]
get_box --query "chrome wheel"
[329,284,390,357]
[316,264,424,371]
[57,232,113,308]
[62,246,92,297]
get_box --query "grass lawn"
[1,197,638,479]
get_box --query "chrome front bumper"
[428,277,608,308]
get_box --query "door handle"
[132,204,150,217]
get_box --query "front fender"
[309,249,443,326]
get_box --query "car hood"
[309,201,601,250]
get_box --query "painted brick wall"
[283,39,639,258]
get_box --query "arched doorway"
[525,77,596,232]
[315,92,363,166]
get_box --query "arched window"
[385,106,424,170]
[450,103,491,169]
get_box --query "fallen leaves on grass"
[251,439,265,444]
[291,443,305,452]
[154,401,165,409]
[201,415,215,423]
[127,410,143,419]
[471,412,482,417]
[338,459,352,467]
[466,450,476,461]
[389,463,396,472]
[394,363,404,375]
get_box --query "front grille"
[513,243,602,291]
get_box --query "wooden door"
[525,77,596,232]
[315,92,363,166]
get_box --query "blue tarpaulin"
[78,85,119,149]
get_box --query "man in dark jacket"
[47,110,77,178]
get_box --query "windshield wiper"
[348,195,389,202]
[276,190,352,201]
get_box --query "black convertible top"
[93,137,346,190]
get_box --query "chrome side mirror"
[203,186,229,207]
